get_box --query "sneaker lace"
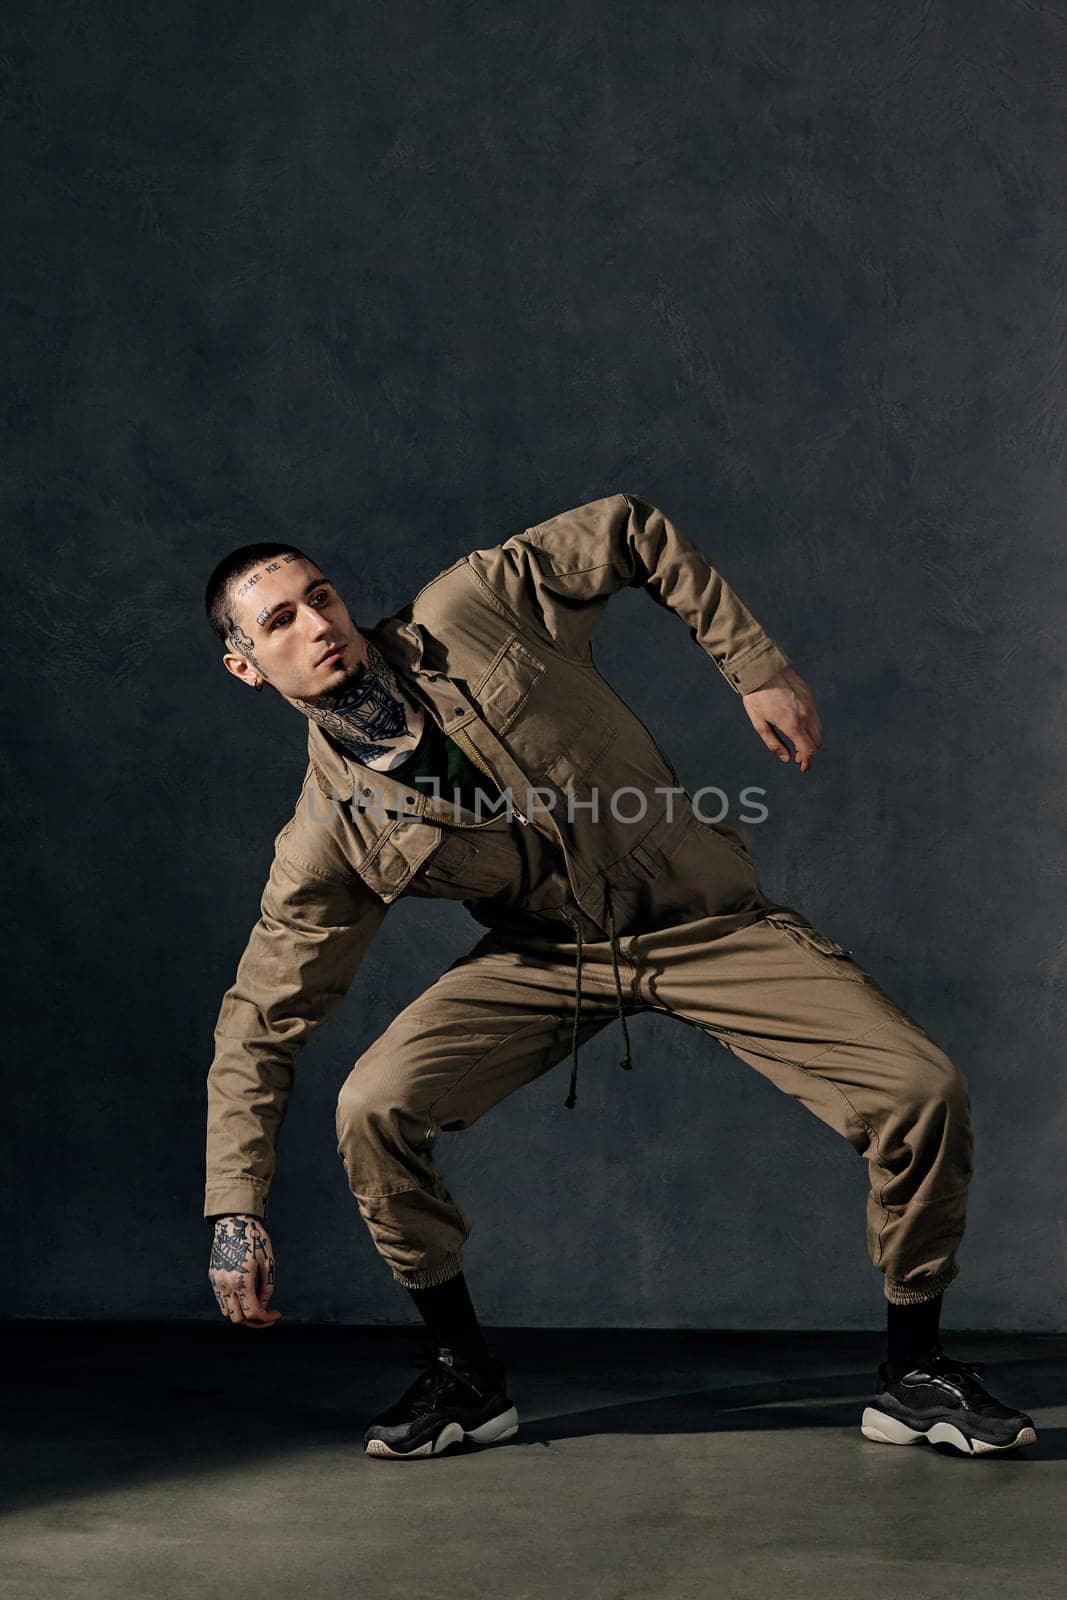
[917,1345,1010,1413]
[403,1350,490,1416]
[925,1344,987,1384]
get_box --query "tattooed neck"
[290,639,425,768]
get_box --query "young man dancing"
[203,492,1036,1459]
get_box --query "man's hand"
[208,1214,282,1328]
[741,666,823,773]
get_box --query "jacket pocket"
[413,826,525,903]
[423,833,479,880]
[544,699,619,785]
[343,819,447,903]
[471,634,547,735]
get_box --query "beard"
[316,652,369,703]
[291,640,421,765]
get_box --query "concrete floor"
[1,1323,1064,1599]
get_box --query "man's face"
[222,554,368,702]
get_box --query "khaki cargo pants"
[334,813,972,1307]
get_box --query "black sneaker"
[363,1345,519,1460]
[861,1344,1038,1455]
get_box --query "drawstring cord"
[606,885,633,1074]
[563,914,584,1109]
[562,881,634,1109]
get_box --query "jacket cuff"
[720,637,790,695]
[204,1180,269,1221]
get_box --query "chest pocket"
[474,635,619,781]
[472,634,547,734]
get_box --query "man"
[203,492,1036,1460]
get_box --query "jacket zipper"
[351,721,528,832]
[446,723,529,826]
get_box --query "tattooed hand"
[208,1214,282,1328]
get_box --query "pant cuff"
[389,1250,465,1291]
[883,1260,960,1305]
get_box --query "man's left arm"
[467,491,822,770]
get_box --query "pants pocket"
[762,906,867,980]
[712,819,754,859]
[694,816,756,868]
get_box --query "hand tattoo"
[209,1214,272,1279]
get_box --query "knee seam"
[425,1010,565,1123]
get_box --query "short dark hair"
[204,542,312,646]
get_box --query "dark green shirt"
[386,710,500,813]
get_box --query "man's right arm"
[204,844,389,1221]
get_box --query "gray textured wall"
[5,2,1064,1330]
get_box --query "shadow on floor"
[1,1323,1063,1510]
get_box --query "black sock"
[885,1293,943,1379]
[406,1271,494,1370]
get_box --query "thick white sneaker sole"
[861,1406,1038,1455]
[365,1404,520,1460]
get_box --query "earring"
[254,678,264,692]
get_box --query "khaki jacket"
[204,492,790,1219]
